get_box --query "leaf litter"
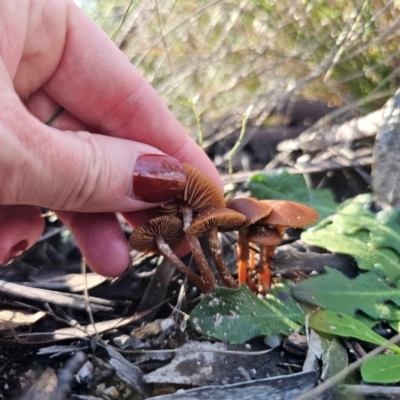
[5,75,400,400]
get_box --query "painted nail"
[4,239,29,265]
[132,154,186,203]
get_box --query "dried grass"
[82,0,400,139]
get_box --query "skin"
[0,0,222,276]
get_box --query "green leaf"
[190,283,303,344]
[330,194,400,256]
[248,169,337,220]
[309,310,400,354]
[329,193,375,235]
[301,224,400,283]
[372,208,400,256]
[302,194,400,282]
[390,320,400,332]
[293,268,400,320]
[361,355,400,383]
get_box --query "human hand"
[0,0,222,276]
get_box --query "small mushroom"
[186,207,246,288]
[258,200,319,234]
[226,198,272,286]
[151,201,180,218]
[179,163,225,229]
[177,164,226,291]
[254,200,319,293]
[246,225,282,295]
[129,216,208,293]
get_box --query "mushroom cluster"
[129,164,319,295]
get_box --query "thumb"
[1,110,186,212]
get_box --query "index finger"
[44,2,222,190]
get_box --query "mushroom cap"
[258,200,319,228]
[181,164,225,211]
[129,216,184,254]
[150,200,180,218]
[226,197,272,227]
[186,207,246,237]
[246,225,282,245]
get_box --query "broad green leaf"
[190,284,303,344]
[309,309,400,354]
[293,268,400,320]
[304,330,348,382]
[302,194,400,282]
[329,195,400,256]
[301,224,400,282]
[329,194,375,235]
[353,311,381,329]
[361,355,400,383]
[372,208,400,256]
[322,336,348,379]
[390,320,400,332]
[248,169,337,220]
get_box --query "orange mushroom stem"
[226,198,272,287]
[237,229,250,286]
[246,225,282,294]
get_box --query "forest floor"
[0,97,392,400]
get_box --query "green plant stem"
[229,105,253,184]
[190,101,204,149]
[111,0,140,41]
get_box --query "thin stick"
[111,0,139,41]
[81,257,100,339]
[228,105,253,184]
[191,95,204,149]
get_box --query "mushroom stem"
[208,227,238,288]
[257,244,270,295]
[186,233,218,290]
[249,246,256,271]
[155,236,209,293]
[181,205,218,290]
[181,204,193,232]
[237,229,249,285]
[257,244,277,295]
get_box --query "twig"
[229,104,253,184]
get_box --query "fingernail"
[4,239,29,265]
[132,154,186,203]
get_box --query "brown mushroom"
[186,207,246,288]
[179,163,225,231]
[177,164,226,291]
[253,200,319,293]
[226,198,272,286]
[129,216,208,293]
[151,200,180,219]
[258,200,319,233]
[246,225,282,295]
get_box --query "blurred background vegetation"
[77,0,400,140]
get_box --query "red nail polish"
[4,239,29,265]
[133,154,186,203]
